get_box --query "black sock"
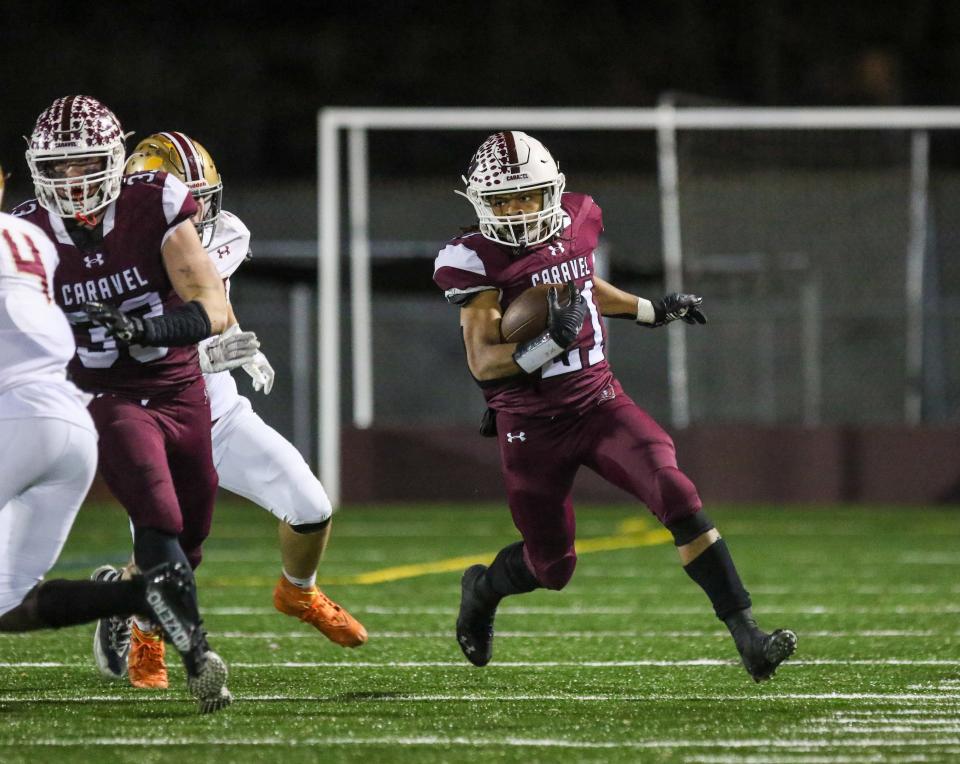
[35,578,146,629]
[682,538,752,620]
[134,527,202,624]
[722,606,762,648]
[478,541,540,605]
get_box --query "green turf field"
[1,500,959,763]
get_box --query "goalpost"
[317,106,960,507]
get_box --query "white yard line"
[2,735,960,750]
[821,719,960,726]
[686,756,953,763]
[0,692,958,702]
[831,710,960,717]
[803,722,960,737]
[195,604,960,616]
[3,659,960,669]
[206,628,945,639]
[225,659,960,668]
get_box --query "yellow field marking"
[328,517,671,586]
[200,517,672,588]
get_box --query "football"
[500,283,570,344]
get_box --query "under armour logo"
[506,432,526,443]
[83,253,104,268]
[459,636,475,653]
[216,245,230,259]
[547,242,565,257]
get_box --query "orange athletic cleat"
[273,576,367,647]
[128,622,168,689]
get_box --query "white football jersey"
[207,210,251,280]
[200,210,252,422]
[0,212,93,429]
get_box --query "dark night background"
[3,0,959,484]
[3,0,960,191]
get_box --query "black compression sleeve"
[141,301,212,347]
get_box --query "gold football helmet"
[125,131,222,246]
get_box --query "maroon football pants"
[88,376,218,569]
[495,383,702,590]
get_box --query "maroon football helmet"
[25,95,127,218]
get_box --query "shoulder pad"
[207,210,252,279]
[10,199,42,219]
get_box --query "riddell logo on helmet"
[505,173,530,181]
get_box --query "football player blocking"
[15,95,234,711]
[89,131,366,687]
[434,131,797,680]
[0,160,229,714]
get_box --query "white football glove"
[198,323,260,373]
[242,351,275,395]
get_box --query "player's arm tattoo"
[162,221,228,334]
[593,276,644,319]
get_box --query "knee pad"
[651,466,702,526]
[532,552,577,591]
[289,517,331,535]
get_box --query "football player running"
[434,131,797,681]
[84,132,365,680]
[0,164,229,714]
[13,96,232,710]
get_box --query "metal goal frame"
[318,105,960,505]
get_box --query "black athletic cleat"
[456,564,498,667]
[91,564,132,680]
[737,628,798,682]
[142,563,233,714]
[187,653,233,714]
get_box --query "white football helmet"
[457,131,566,247]
[25,95,128,218]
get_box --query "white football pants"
[211,396,331,527]
[0,417,98,616]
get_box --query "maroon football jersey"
[434,192,614,417]
[13,172,201,397]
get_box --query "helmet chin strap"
[74,211,99,227]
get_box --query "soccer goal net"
[316,106,960,504]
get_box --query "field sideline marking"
[200,629,947,639]
[191,604,960,615]
[2,735,960,750]
[0,692,957,702]
[195,518,671,588]
[4,659,960,668]
[310,518,671,585]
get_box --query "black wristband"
[141,301,212,347]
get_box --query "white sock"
[133,615,157,633]
[283,569,317,589]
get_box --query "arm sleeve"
[141,300,212,346]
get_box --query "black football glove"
[83,301,146,344]
[652,293,707,327]
[546,282,588,348]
